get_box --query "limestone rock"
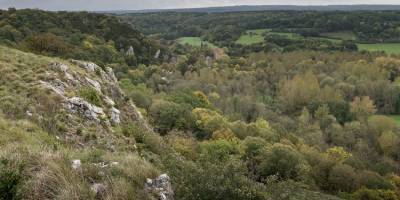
[104,96,115,107]
[154,49,161,59]
[91,183,106,199]
[110,107,121,125]
[126,46,135,56]
[66,97,105,122]
[70,60,99,72]
[145,174,174,200]
[72,159,81,170]
[39,79,67,97]
[50,62,69,73]
[85,77,102,93]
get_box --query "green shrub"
[78,87,103,107]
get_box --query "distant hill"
[104,4,400,14]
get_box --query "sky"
[0,0,399,11]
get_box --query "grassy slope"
[177,37,217,48]
[0,46,160,199]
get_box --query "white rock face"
[111,107,121,125]
[66,97,105,122]
[145,174,174,200]
[85,77,102,93]
[72,159,81,170]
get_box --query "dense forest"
[0,8,164,66]
[1,7,400,200]
[122,11,400,46]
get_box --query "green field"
[236,29,303,45]
[387,115,400,126]
[177,37,217,48]
[320,31,357,40]
[357,43,400,54]
[236,29,271,45]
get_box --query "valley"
[2,6,400,200]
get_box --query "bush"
[258,143,309,181]
[78,87,103,107]
[0,158,23,200]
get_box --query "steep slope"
[0,45,171,199]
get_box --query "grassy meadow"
[320,31,357,40]
[177,37,217,48]
[357,43,400,54]
[236,29,303,45]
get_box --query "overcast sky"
[0,0,399,11]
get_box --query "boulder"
[145,174,174,200]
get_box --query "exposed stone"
[145,174,174,200]
[26,110,33,117]
[104,96,115,107]
[91,183,107,199]
[85,77,102,93]
[126,46,135,56]
[39,79,67,97]
[154,49,161,59]
[66,97,105,122]
[72,159,81,170]
[205,56,212,67]
[50,62,69,73]
[110,107,121,125]
[70,60,99,72]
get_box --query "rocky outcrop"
[66,97,105,122]
[85,77,102,93]
[70,59,99,72]
[39,79,67,96]
[145,174,174,200]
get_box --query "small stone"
[72,159,81,170]
[91,183,106,199]
[26,110,33,117]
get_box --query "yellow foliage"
[326,146,352,163]
[212,128,237,141]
